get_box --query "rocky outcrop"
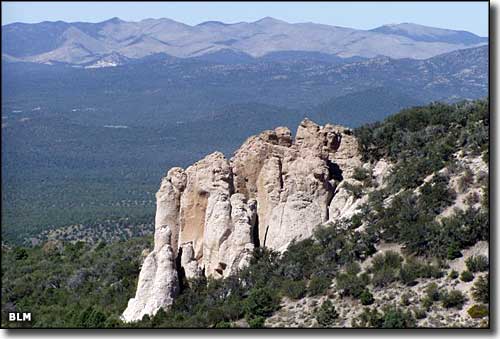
[122,225,179,323]
[179,242,202,280]
[154,167,186,253]
[231,119,362,250]
[329,179,366,221]
[123,118,363,321]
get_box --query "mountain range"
[2,17,487,66]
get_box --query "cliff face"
[122,118,362,322]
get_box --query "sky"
[1,1,489,36]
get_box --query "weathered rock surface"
[123,118,363,321]
[329,179,366,221]
[180,242,202,280]
[154,167,186,252]
[231,119,362,249]
[122,225,179,322]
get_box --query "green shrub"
[441,290,466,309]
[312,218,375,267]
[13,247,28,261]
[355,100,488,167]
[399,264,419,286]
[421,297,433,310]
[446,243,462,260]
[399,257,442,285]
[219,294,244,321]
[352,167,370,181]
[440,209,489,257]
[247,316,265,328]
[360,289,374,305]
[243,287,280,319]
[417,261,443,279]
[482,183,489,208]
[371,251,403,271]
[151,308,167,327]
[308,275,331,296]
[355,305,416,328]
[412,307,427,320]
[103,315,123,328]
[344,182,363,199]
[352,167,373,187]
[315,299,338,327]
[336,263,369,298]
[424,283,440,302]
[381,306,416,328]
[74,306,107,328]
[472,275,489,304]
[418,174,456,214]
[460,270,474,282]
[400,293,411,306]
[351,214,363,228]
[465,255,489,273]
[353,307,383,328]
[448,270,459,279]
[215,321,232,328]
[372,266,398,287]
[278,239,321,281]
[370,251,403,287]
[467,304,488,319]
[282,279,307,300]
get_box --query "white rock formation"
[122,225,179,322]
[231,118,362,250]
[123,118,364,321]
[180,242,202,280]
[154,167,186,252]
[372,158,392,188]
[329,179,366,221]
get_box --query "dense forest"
[1,99,489,328]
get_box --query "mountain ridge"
[2,17,488,65]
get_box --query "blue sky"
[2,1,489,36]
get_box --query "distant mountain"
[371,23,488,44]
[2,17,487,66]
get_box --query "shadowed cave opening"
[252,213,261,248]
[327,160,343,182]
[175,246,187,292]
